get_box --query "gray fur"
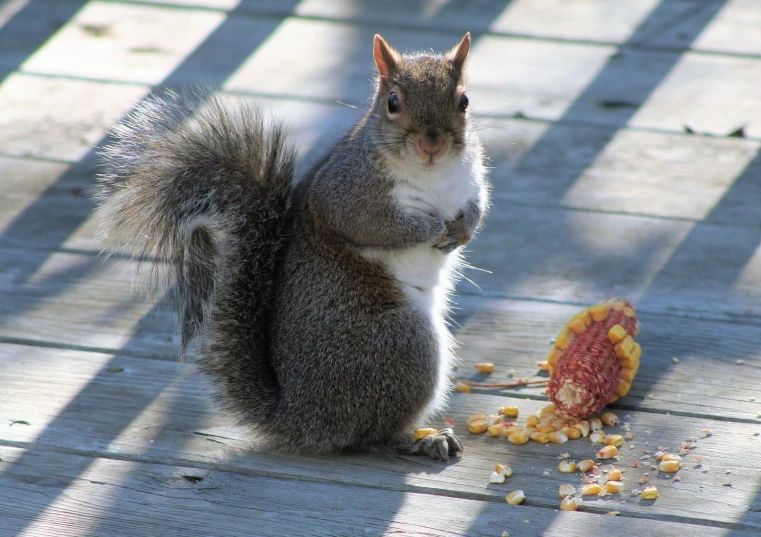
[94,37,488,461]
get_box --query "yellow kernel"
[467,420,488,434]
[474,362,495,374]
[654,450,665,460]
[489,471,506,484]
[616,379,631,397]
[508,431,530,445]
[561,426,582,440]
[568,318,586,335]
[525,415,539,428]
[554,330,573,350]
[499,406,519,418]
[540,404,557,417]
[641,485,658,500]
[606,511,622,516]
[623,306,635,317]
[608,324,627,344]
[503,425,523,437]
[530,432,550,444]
[611,300,624,311]
[559,497,578,511]
[582,483,603,496]
[662,453,682,462]
[578,459,596,473]
[486,414,502,426]
[632,342,642,361]
[558,461,577,474]
[600,412,619,426]
[589,304,609,321]
[558,484,576,498]
[455,381,471,393]
[549,431,569,444]
[536,360,550,372]
[537,423,555,433]
[575,421,591,438]
[604,480,623,494]
[487,423,506,437]
[604,434,625,447]
[495,464,513,477]
[547,349,562,367]
[589,431,606,444]
[413,428,437,440]
[588,418,603,431]
[621,368,636,382]
[506,490,525,505]
[659,460,681,473]
[467,414,486,425]
[596,445,618,460]
[607,469,623,481]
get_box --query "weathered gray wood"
[2,344,761,529]
[5,446,758,537]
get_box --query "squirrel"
[94,32,489,462]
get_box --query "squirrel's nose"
[417,132,445,159]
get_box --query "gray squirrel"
[94,33,489,461]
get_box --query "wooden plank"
[2,345,761,529]
[4,447,757,537]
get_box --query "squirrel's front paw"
[417,428,463,462]
[434,212,471,253]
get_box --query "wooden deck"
[2,0,761,535]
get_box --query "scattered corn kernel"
[495,464,513,477]
[559,497,578,511]
[499,406,520,418]
[605,434,625,447]
[641,485,658,500]
[536,360,550,372]
[468,420,488,434]
[550,431,569,444]
[489,471,506,484]
[508,431,530,445]
[474,362,495,374]
[607,469,623,481]
[530,432,550,444]
[551,418,568,430]
[525,415,538,428]
[662,453,682,463]
[454,381,471,393]
[558,484,576,498]
[608,324,627,344]
[558,461,577,474]
[654,450,665,460]
[659,460,681,473]
[601,412,619,426]
[486,414,502,426]
[503,425,523,437]
[413,428,437,440]
[578,460,595,473]
[597,445,618,459]
[540,404,557,417]
[575,421,591,438]
[488,424,506,437]
[590,431,606,444]
[537,423,555,433]
[561,426,582,440]
[589,418,603,431]
[582,483,603,496]
[604,480,624,494]
[506,490,526,505]
[606,511,622,516]
[467,414,486,425]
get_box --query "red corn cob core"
[547,299,640,418]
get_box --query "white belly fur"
[362,151,485,418]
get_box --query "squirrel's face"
[371,34,472,170]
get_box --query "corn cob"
[546,299,640,418]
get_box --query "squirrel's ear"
[448,32,471,71]
[373,34,400,81]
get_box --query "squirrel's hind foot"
[390,428,463,462]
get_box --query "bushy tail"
[94,89,295,426]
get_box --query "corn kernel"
[582,484,603,496]
[506,490,525,505]
[499,406,519,418]
[413,428,437,440]
[606,511,622,516]
[537,423,555,433]
[654,450,665,460]
[575,421,591,438]
[561,426,582,440]
[621,368,636,382]
[559,497,578,511]
[530,431,550,444]
[589,418,603,431]
[454,381,471,393]
[662,453,682,463]
[589,304,608,322]
[608,324,627,344]
[607,469,623,481]
[551,417,568,430]
[604,480,623,494]
[474,362,495,374]
[616,379,631,397]
[558,461,577,473]
[589,431,606,444]
[508,431,530,445]
[540,405,557,418]
[547,349,562,367]
[468,420,488,434]
[536,360,550,372]
[623,306,635,317]
[503,425,523,437]
[596,445,618,459]
[554,330,573,350]
[495,464,513,477]
[632,342,642,361]
[605,434,625,447]
[578,459,596,473]
[525,415,539,428]
[600,412,619,426]
[550,431,569,444]
[467,414,486,425]
[659,460,681,473]
[487,424,506,437]
[558,484,576,498]
[486,414,502,426]
[641,486,658,500]
[489,471,506,484]
[568,318,586,335]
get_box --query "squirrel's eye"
[459,93,469,112]
[387,92,400,114]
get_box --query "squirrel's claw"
[417,428,464,462]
